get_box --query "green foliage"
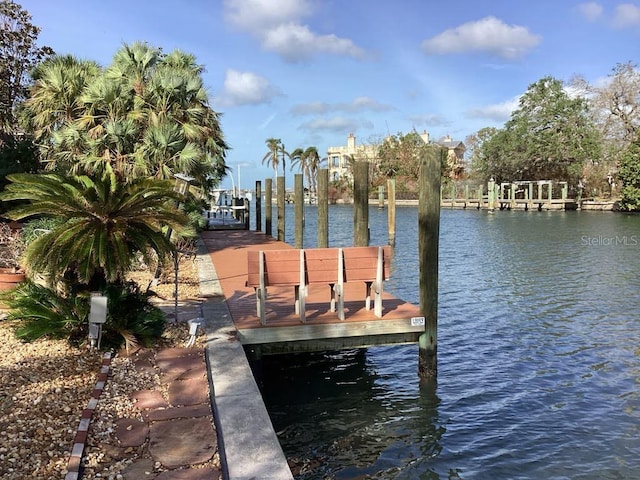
[20,42,228,188]
[0,0,53,134]
[262,138,285,176]
[618,137,640,211]
[2,280,165,350]
[99,281,165,351]
[20,216,62,245]
[2,281,89,343]
[0,136,40,190]
[0,172,193,287]
[471,77,601,186]
[377,132,449,192]
[290,145,321,192]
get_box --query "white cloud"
[214,69,282,107]
[223,0,366,62]
[613,3,640,28]
[291,96,393,115]
[298,116,373,133]
[421,16,541,60]
[407,114,449,127]
[262,22,365,62]
[577,2,604,21]
[467,97,520,121]
[223,0,312,31]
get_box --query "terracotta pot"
[0,268,26,291]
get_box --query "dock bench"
[246,246,391,324]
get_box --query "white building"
[326,133,378,182]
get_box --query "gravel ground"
[0,257,215,479]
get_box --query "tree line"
[465,65,640,211]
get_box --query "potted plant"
[0,222,26,290]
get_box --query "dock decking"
[201,230,424,355]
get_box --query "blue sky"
[19,0,640,189]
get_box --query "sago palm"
[0,172,193,288]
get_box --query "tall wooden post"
[488,178,495,211]
[387,178,396,246]
[353,161,369,247]
[277,176,285,242]
[294,173,304,249]
[265,178,273,237]
[317,168,329,248]
[255,180,262,232]
[418,148,440,379]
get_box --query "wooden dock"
[200,230,424,355]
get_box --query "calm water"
[253,205,640,479]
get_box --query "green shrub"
[2,281,89,343]
[99,282,165,352]
[2,280,165,350]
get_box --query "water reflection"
[256,348,445,479]
[252,205,640,479]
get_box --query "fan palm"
[0,172,192,288]
[21,43,228,187]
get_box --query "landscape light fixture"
[88,293,108,349]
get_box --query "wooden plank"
[304,248,339,284]
[247,249,302,287]
[237,316,426,344]
[342,245,391,281]
[249,332,422,355]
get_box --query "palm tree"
[21,43,229,187]
[262,137,282,178]
[304,146,322,193]
[22,55,100,160]
[289,147,308,186]
[0,172,192,289]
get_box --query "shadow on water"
[253,348,447,479]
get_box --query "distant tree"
[472,76,601,187]
[618,135,640,211]
[290,145,320,192]
[0,0,53,137]
[466,127,499,181]
[262,137,290,180]
[377,131,448,192]
[572,62,640,194]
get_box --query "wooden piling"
[294,173,304,249]
[317,168,329,248]
[353,161,369,247]
[255,181,262,232]
[277,176,285,242]
[265,178,272,237]
[387,178,396,246]
[488,178,495,211]
[418,148,440,379]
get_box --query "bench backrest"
[342,246,390,282]
[247,246,391,287]
[247,249,301,287]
